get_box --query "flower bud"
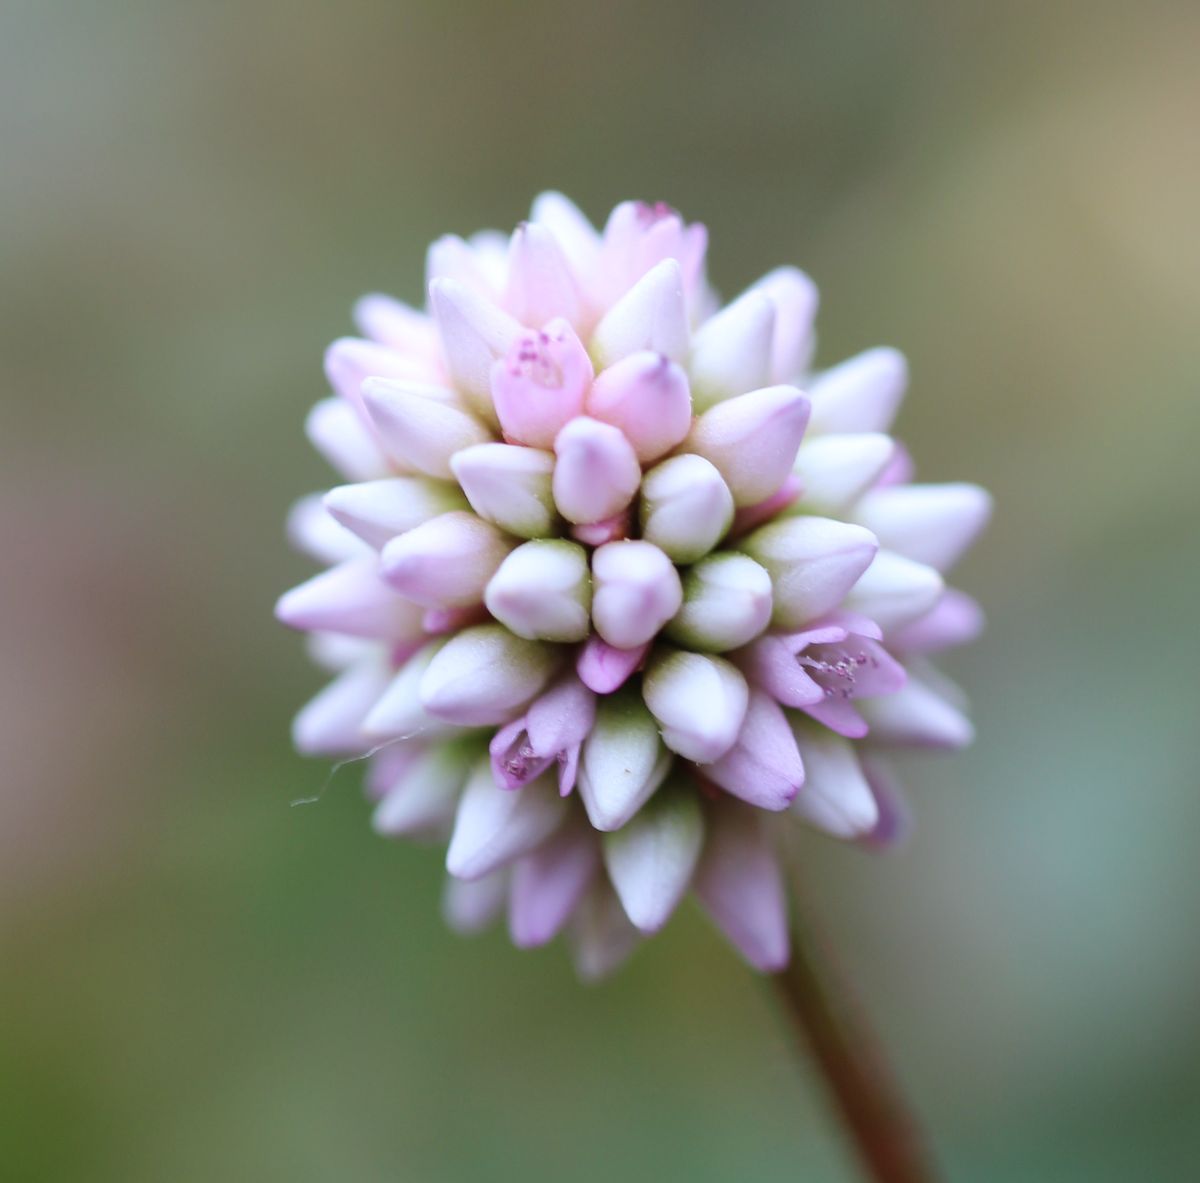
[530,192,601,284]
[590,258,688,369]
[324,477,468,548]
[852,483,993,572]
[639,454,734,563]
[292,658,391,756]
[577,685,671,831]
[693,795,790,971]
[787,718,879,839]
[362,640,456,741]
[642,648,749,763]
[504,221,583,328]
[552,417,642,525]
[419,624,559,726]
[446,761,567,880]
[275,557,426,641]
[703,690,804,811]
[590,540,683,650]
[858,669,974,750]
[373,739,478,838]
[428,277,524,424]
[305,397,390,482]
[508,812,600,947]
[665,552,773,652]
[490,320,593,448]
[484,540,592,642]
[361,378,492,479]
[751,266,818,385]
[685,385,811,507]
[688,288,775,412]
[807,346,907,435]
[603,776,704,933]
[381,511,516,609]
[742,516,878,629]
[792,433,895,515]
[585,351,692,462]
[843,548,943,631]
[449,442,557,538]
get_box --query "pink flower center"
[797,641,880,701]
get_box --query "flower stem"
[771,909,941,1183]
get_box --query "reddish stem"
[771,914,941,1183]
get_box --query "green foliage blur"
[2,1,1197,1179]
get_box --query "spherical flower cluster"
[277,194,990,978]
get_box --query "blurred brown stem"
[771,910,941,1183]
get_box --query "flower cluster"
[277,194,990,978]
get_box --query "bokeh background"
[3,1,1198,1179]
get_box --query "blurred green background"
[2,1,1198,1179]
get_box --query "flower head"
[278,195,990,978]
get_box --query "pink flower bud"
[807,346,907,435]
[380,511,516,609]
[419,623,559,726]
[585,351,693,462]
[852,483,993,572]
[792,433,895,514]
[504,221,582,329]
[693,795,790,972]
[446,761,567,880]
[590,258,689,369]
[665,552,773,652]
[552,417,642,525]
[324,477,468,549]
[576,686,673,832]
[602,777,704,933]
[449,443,557,538]
[490,320,593,448]
[742,516,878,629]
[688,289,776,412]
[638,454,735,563]
[484,540,592,642]
[590,540,683,650]
[642,648,749,764]
[428,277,524,424]
[685,385,811,507]
[361,378,492,479]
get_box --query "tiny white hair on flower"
[277,194,990,979]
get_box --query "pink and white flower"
[277,194,990,979]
